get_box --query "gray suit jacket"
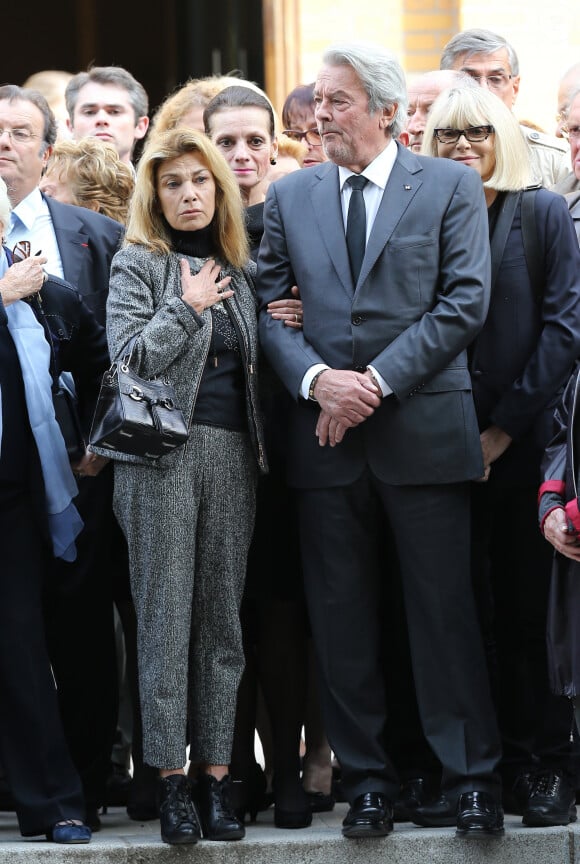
[257,142,490,488]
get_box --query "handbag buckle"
[129,386,144,401]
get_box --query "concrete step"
[0,805,577,863]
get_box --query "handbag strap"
[489,191,520,292]
[520,187,543,303]
[115,333,140,369]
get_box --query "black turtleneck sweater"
[168,225,246,431]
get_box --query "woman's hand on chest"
[179,258,233,314]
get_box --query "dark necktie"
[346,174,369,284]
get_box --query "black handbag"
[89,335,189,459]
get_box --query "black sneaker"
[522,769,577,827]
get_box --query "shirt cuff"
[300,364,330,400]
[367,365,392,397]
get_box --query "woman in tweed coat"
[102,128,267,845]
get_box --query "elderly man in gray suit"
[257,42,503,839]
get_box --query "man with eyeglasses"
[562,89,580,242]
[403,69,470,153]
[440,28,569,188]
[552,65,580,197]
[0,83,123,830]
[555,63,580,140]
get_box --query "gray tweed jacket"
[93,244,266,472]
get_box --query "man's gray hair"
[322,42,408,138]
[440,29,519,77]
[568,87,580,111]
[65,65,149,122]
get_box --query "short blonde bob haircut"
[422,85,532,191]
[45,138,134,223]
[125,127,249,267]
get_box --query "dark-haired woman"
[205,85,314,828]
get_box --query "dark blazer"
[44,194,124,327]
[471,189,580,486]
[2,245,110,434]
[257,142,490,488]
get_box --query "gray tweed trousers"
[113,424,257,769]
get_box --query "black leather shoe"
[127,764,158,821]
[342,792,393,838]
[522,769,577,827]
[394,777,430,822]
[502,771,534,815]
[456,791,504,837]
[412,794,457,827]
[84,806,101,832]
[105,763,133,807]
[306,791,335,813]
[157,774,201,845]
[194,773,245,841]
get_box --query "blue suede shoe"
[47,820,92,844]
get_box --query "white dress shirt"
[300,138,398,400]
[5,188,64,279]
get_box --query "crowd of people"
[2,24,580,847]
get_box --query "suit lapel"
[357,146,423,290]
[310,164,354,298]
[45,196,90,289]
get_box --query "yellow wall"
[296,0,580,135]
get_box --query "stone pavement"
[0,804,579,863]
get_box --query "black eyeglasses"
[434,125,495,144]
[282,127,322,145]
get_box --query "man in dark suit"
[257,42,503,838]
[0,84,123,827]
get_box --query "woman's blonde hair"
[45,138,134,223]
[152,74,277,135]
[422,85,532,191]
[125,127,249,267]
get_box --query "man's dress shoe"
[413,791,504,836]
[394,777,430,822]
[522,769,577,827]
[411,794,457,827]
[502,771,534,815]
[456,791,504,837]
[342,792,393,838]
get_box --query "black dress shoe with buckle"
[158,774,201,845]
[456,791,504,837]
[342,792,393,838]
[411,794,457,827]
[394,777,430,822]
[522,769,577,827]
